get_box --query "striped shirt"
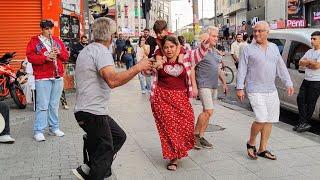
[236,41,293,93]
[150,42,209,100]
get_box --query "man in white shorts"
[194,26,228,149]
[236,21,294,160]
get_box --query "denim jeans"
[34,78,63,134]
[124,55,133,70]
[138,73,152,91]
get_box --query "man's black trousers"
[75,111,126,180]
[297,80,320,125]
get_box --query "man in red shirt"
[26,19,69,142]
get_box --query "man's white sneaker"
[142,90,146,94]
[49,129,65,137]
[34,133,46,142]
[0,135,15,144]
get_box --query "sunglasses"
[253,29,268,33]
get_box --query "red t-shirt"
[157,61,187,90]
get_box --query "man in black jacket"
[143,28,157,58]
[71,35,88,62]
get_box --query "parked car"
[269,28,319,120]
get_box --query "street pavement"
[2,74,320,180]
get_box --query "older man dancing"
[236,21,294,160]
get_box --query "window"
[287,41,310,70]
[268,38,286,55]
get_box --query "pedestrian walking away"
[115,33,126,68]
[194,26,228,150]
[26,19,69,142]
[73,17,152,180]
[120,40,136,70]
[294,31,320,133]
[148,33,210,171]
[236,21,294,160]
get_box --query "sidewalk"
[1,77,320,180]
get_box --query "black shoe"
[72,165,89,180]
[104,168,112,178]
[292,124,300,131]
[296,123,311,133]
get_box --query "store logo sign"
[287,19,306,28]
[313,11,320,20]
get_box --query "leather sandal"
[246,143,258,160]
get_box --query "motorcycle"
[0,52,27,109]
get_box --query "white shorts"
[247,91,280,123]
[199,88,218,110]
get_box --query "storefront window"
[306,1,320,27]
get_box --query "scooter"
[0,52,27,109]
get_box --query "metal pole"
[146,11,150,29]
[202,0,204,26]
[214,0,217,25]
[176,18,178,34]
[192,0,199,38]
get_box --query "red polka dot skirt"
[151,86,195,160]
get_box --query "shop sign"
[313,11,320,20]
[287,19,306,28]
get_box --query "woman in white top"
[137,36,151,94]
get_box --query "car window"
[268,38,286,55]
[287,41,310,70]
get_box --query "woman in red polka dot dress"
[149,35,209,171]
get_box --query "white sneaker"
[0,135,15,144]
[49,129,65,137]
[142,90,146,94]
[34,133,46,142]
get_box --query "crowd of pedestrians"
[1,15,320,180]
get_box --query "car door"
[268,38,287,101]
[283,40,310,111]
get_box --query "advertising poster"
[288,0,304,19]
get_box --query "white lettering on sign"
[314,11,320,20]
[287,19,305,28]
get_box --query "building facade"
[149,0,171,31]
[116,0,144,36]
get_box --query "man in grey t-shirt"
[72,17,152,180]
[294,31,320,133]
[194,26,228,150]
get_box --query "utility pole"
[214,0,217,25]
[192,0,200,39]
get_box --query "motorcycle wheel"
[10,84,27,109]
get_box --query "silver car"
[268,28,319,120]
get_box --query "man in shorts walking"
[236,21,294,160]
[194,26,228,149]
